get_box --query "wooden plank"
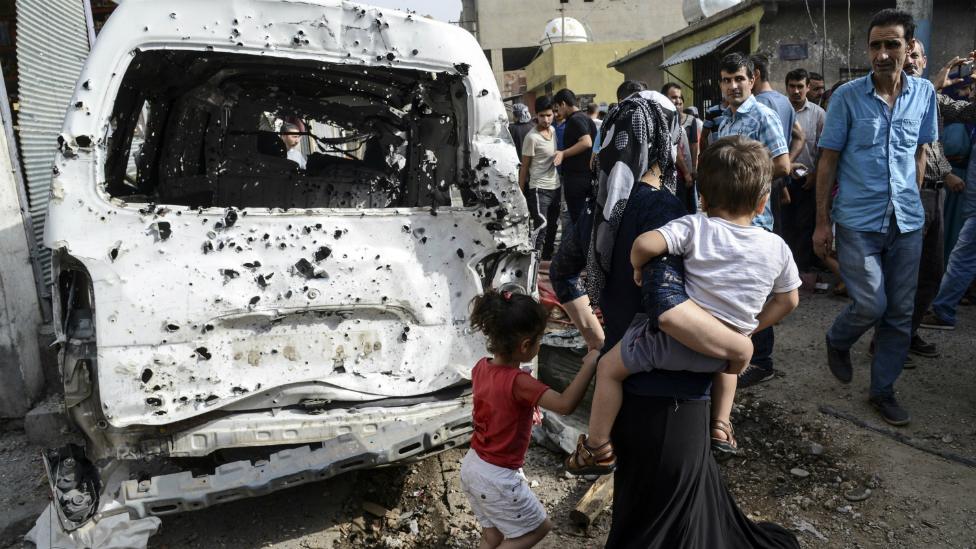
[569,474,614,528]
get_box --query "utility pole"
[559,4,565,43]
[897,0,932,75]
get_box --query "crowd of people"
[470,7,975,549]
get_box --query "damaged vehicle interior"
[105,50,477,210]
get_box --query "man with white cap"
[509,103,534,164]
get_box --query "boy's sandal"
[564,434,616,475]
[711,419,739,460]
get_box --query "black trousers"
[912,187,945,335]
[562,172,592,224]
[750,326,774,371]
[607,393,799,549]
[782,176,818,272]
[525,186,561,261]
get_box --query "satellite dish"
[539,16,590,50]
[682,0,742,24]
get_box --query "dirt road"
[3,289,975,548]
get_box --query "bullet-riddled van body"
[43,0,533,528]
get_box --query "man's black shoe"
[919,312,955,331]
[738,365,775,388]
[909,334,939,358]
[826,335,852,383]
[869,394,911,426]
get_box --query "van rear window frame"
[101,49,479,213]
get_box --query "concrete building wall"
[525,47,557,94]
[751,1,973,95]
[918,0,976,73]
[463,0,686,51]
[0,106,43,418]
[757,1,890,95]
[611,44,667,95]
[526,40,646,105]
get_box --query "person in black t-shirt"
[553,88,597,222]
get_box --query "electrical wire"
[847,0,853,80]
[802,0,825,81]
[803,0,816,33]
[822,0,827,80]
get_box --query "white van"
[43,0,532,529]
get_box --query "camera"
[952,60,975,79]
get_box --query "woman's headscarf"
[585,90,678,305]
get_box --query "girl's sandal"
[564,434,616,475]
[711,419,739,460]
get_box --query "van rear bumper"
[117,400,473,518]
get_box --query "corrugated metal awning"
[659,27,752,68]
[16,0,92,292]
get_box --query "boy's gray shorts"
[619,314,728,375]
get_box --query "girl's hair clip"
[502,290,513,301]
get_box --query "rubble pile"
[332,447,606,548]
[332,453,479,548]
[327,395,908,548]
[723,396,897,546]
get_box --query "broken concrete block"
[532,411,585,455]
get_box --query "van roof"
[63,0,505,147]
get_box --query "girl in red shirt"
[463,290,598,549]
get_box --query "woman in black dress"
[549,83,799,549]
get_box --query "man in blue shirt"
[751,54,808,235]
[813,9,938,426]
[751,54,801,152]
[714,53,791,388]
[716,54,792,226]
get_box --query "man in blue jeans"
[921,112,976,330]
[813,9,938,426]
[917,51,976,333]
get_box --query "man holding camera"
[902,43,976,360]
[917,50,976,334]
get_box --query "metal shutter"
[16,0,92,292]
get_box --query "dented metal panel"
[45,0,530,429]
[16,0,91,289]
[121,403,473,517]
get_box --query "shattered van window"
[104,51,473,209]
[122,101,150,186]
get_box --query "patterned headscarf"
[584,91,678,305]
